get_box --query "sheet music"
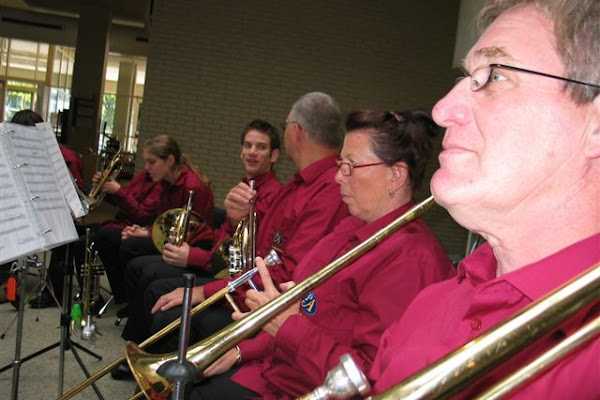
[37,123,88,218]
[0,123,78,264]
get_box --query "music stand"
[0,122,102,400]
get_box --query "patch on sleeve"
[301,291,317,316]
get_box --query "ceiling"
[0,0,151,24]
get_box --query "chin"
[431,170,473,210]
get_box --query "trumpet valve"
[228,245,243,275]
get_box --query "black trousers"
[189,367,258,400]
[97,232,158,304]
[125,276,233,353]
[121,255,215,342]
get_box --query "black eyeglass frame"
[468,63,600,92]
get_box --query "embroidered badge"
[301,291,317,316]
[272,231,284,246]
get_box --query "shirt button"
[470,318,482,330]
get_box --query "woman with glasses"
[188,110,455,400]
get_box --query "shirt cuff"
[203,278,228,298]
[237,333,273,362]
[187,247,211,269]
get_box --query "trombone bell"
[126,342,173,399]
[299,354,371,400]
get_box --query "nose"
[432,79,472,128]
[334,167,345,185]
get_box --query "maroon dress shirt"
[187,171,281,268]
[202,156,348,300]
[371,234,600,399]
[232,203,454,399]
[104,170,162,228]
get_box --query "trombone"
[57,268,261,400]
[124,196,436,399]
[371,261,600,400]
[304,260,600,400]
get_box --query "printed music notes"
[0,123,79,264]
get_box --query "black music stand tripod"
[0,243,105,400]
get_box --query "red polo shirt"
[105,170,162,228]
[187,171,282,268]
[371,234,600,399]
[231,203,454,399]
[202,156,348,299]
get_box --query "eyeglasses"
[336,159,385,176]
[466,63,600,92]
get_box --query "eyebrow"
[463,46,515,71]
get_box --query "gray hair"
[288,92,343,149]
[479,0,600,104]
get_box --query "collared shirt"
[106,170,162,228]
[231,203,454,399]
[202,156,348,299]
[370,233,600,399]
[187,172,281,268]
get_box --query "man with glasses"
[370,1,600,398]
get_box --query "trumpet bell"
[152,209,204,253]
[126,342,172,399]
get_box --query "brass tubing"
[126,196,436,400]
[371,262,600,400]
[57,286,229,400]
[475,313,600,400]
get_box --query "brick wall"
[139,0,468,258]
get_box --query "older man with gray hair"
[119,93,351,385]
[370,0,600,398]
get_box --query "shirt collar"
[354,201,415,242]
[457,243,497,285]
[162,164,190,188]
[459,233,600,301]
[504,233,600,301]
[244,171,275,188]
[293,155,337,184]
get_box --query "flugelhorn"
[126,196,436,400]
[370,261,600,400]
[87,147,125,210]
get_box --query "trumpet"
[151,190,204,253]
[125,196,436,400]
[80,229,103,340]
[216,180,282,311]
[216,180,268,276]
[87,147,125,210]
